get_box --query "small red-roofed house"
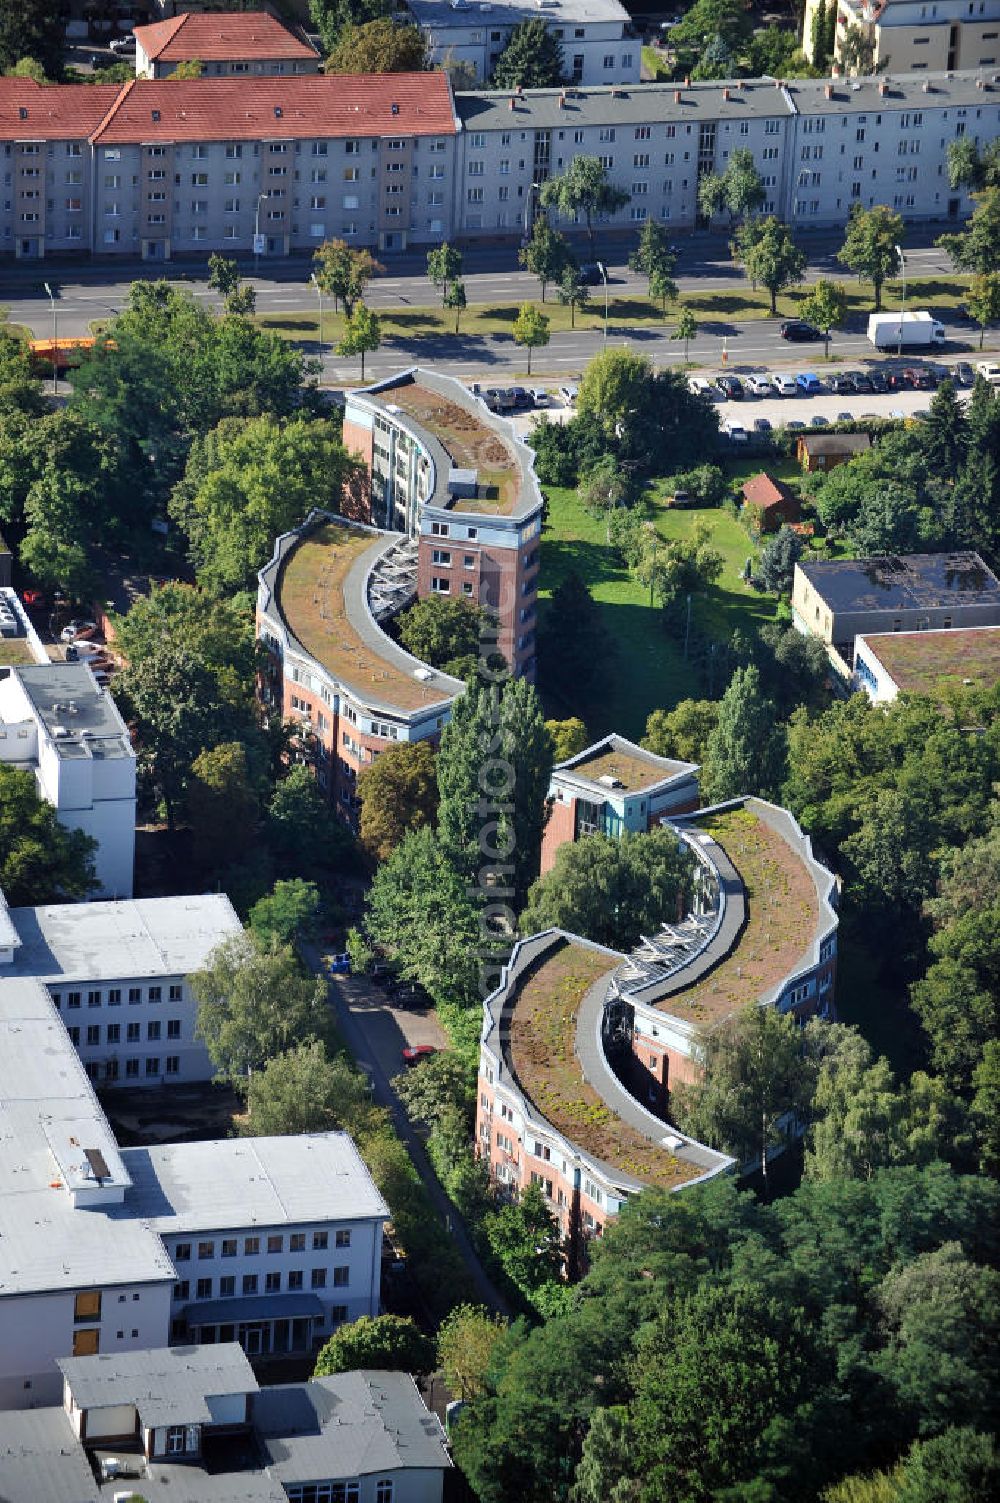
[134,11,320,79]
[740,471,801,534]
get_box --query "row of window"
[80,1052,178,1078]
[52,984,179,1007]
[174,1229,350,1259]
[286,1480,394,1503]
[174,1265,348,1299]
[66,1020,180,1044]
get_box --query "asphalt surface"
[309,955,509,1317]
[6,227,982,383]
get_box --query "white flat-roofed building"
[0,975,176,1410]
[0,891,242,1087]
[0,663,136,897]
[803,0,1000,76]
[120,1135,388,1360]
[406,0,639,87]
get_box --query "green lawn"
[539,479,774,739]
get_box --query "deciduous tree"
[357,740,438,862]
[444,278,467,333]
[437,1304,508,1401]
[545,717,589,761]
[966,270,1000,348]
[701,664,785,801]
[801,278,849,358]
[396,594,490,671]
[540,157,630,251]
[0,1,63,78]
[248,879,321,950]
[671,306,698,363]
[0,764,97,904]
[314,1314,435,1376]
[427,243,463,305]
[312,239,382,315]
[555,266,591,328]
[837,204,905,311]
[732,216,807,314]
[186,740,261,873]
[240,1039,374,1136]
[938,188,1000,275]
[192,933,329,1084]
[698,148,766,229]
[337,303,381,381]
[519,218,574,302]
[512,303,550,375]
[326,19,427,73]
[643,699,719,764]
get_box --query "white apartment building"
[0,886,242,1087]
[452,70,993,237]
[0,663,136,898]
[0,970,388,1410]
[804,0,1000,75]
[405,0,640,86]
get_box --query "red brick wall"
[541,795,576,873]
[342,416,375,523]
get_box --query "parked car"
[885,369,909,391]
[780,320,822,342]
[60,619,98,643]
[577,262,607,285]
[771,373,798,396]
[716,374,744,399]
[506,385,532,410]
[688,376,715,398]
[796,372,822,393]
[753,417,773,434]
[325,953,352,976]
[724,422,749,443]
[66,640,106,659]
[558,383,579,405]
[109,36,136,53]
[836,411,855,423]
[20,587,46,608]
[396,985,432,1010]
[829,373,854,394]
[402,1045,438,1067]
[785,419,807,431]
[530,388,549,407]
[809,414,830,427]
[975,361,1000,386]
[847,371,873,393]
[746,374,773,396]
[954,361,975,386]
[867,369,889,392]
[906,367,937,390]
[669,488,693,507]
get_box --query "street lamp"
[599,261,609,350]
[894,243,906,361]
[254,192,269,274]
[311,271,324,355]
[43,281,57,396]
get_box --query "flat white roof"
[6,892,242,983]
[408,0,628,25]
[120,1134,390,1235]
[0,977,174,1298]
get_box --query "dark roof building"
[796,432,871,472]
[792,552,1000,666]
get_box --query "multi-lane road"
[3,227,983,383]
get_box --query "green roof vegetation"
[863,627,1000,700]
[0,637,39,667]
[508,939,701,1191]
[568,743,683,790]
[656,807,819,1026]
[385,384,522,516]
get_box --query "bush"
[667,464,728,507]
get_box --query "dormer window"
[152,109,160,122]
[274,106,283,119]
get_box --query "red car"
[401,1045,438,1068]
[20,588,46,609]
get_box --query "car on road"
[578,262,607,285]
[829,373,854,394]
[780,320,822,342]
[745,374,773,396]
[325,953,352,975]
[402,1045,438,1067]
[716,374,744,399]
[954,361,975,386]
[771,373,798,396]
[796,372,822,393]
[846,372,872,393]
[753,417,773,434]
[809,414,830,427]
[60,619,98,643]
[558,383,579,406]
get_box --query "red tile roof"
[134,11,318,64]
[0,78,123,141]
[741,471,795,508]
[90,73,457,144]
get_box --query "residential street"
[310,955,511,1317]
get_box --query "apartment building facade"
[804,0,1000,75]
[343,370,544,679]
[0,887,242,1087]
[134,10,321,78]
[0,967,388,1409]
[476,797,839,1247]
[257,513,465,826]
[1,69,995,258]
[405,0,640,86]
[0,663,136,898]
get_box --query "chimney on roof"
[723,86,730,100]
[509,95,515,110]
[558,89,566,108]
[674,89,682,104]
[976,75,986,88]
[824,82,833,98]
[684,75,690,86]
[922,78,932,91]
[775,78,784,89]
[878,79,888,95]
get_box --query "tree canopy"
[0,764,97,905]
[491,19,565,88]
[314,1314,435,1377]
[539,158,630,249]
[837,205,905,311]
[325,19,427,73]
[356,740,438,863]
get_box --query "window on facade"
[196,1278,212,1299]
[243,1274,258,1295]
[74,1291,101,1323]
[198,1241,215,1260]
[245,1236,260,1256]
